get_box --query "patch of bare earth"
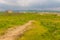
[0,20,35,40]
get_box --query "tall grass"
[0,12,60,40]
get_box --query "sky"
[0,0,60,11]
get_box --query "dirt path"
[0,20,35,40]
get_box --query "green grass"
[0,12,60,40]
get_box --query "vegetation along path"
[0,20,35,40]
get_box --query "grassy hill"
[0,12,60,40]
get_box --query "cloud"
[54,0,60,2]
[17,0,47,7]
[0,0,47,7]
[0,7,5,11]
[0,0,6,3]
[0,0,60,10]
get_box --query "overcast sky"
[0,0,60,11]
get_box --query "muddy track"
[0,20,35,40]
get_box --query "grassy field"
[0,12,60,40]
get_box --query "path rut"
[0,20,35,40]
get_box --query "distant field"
[0,12,60,40]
